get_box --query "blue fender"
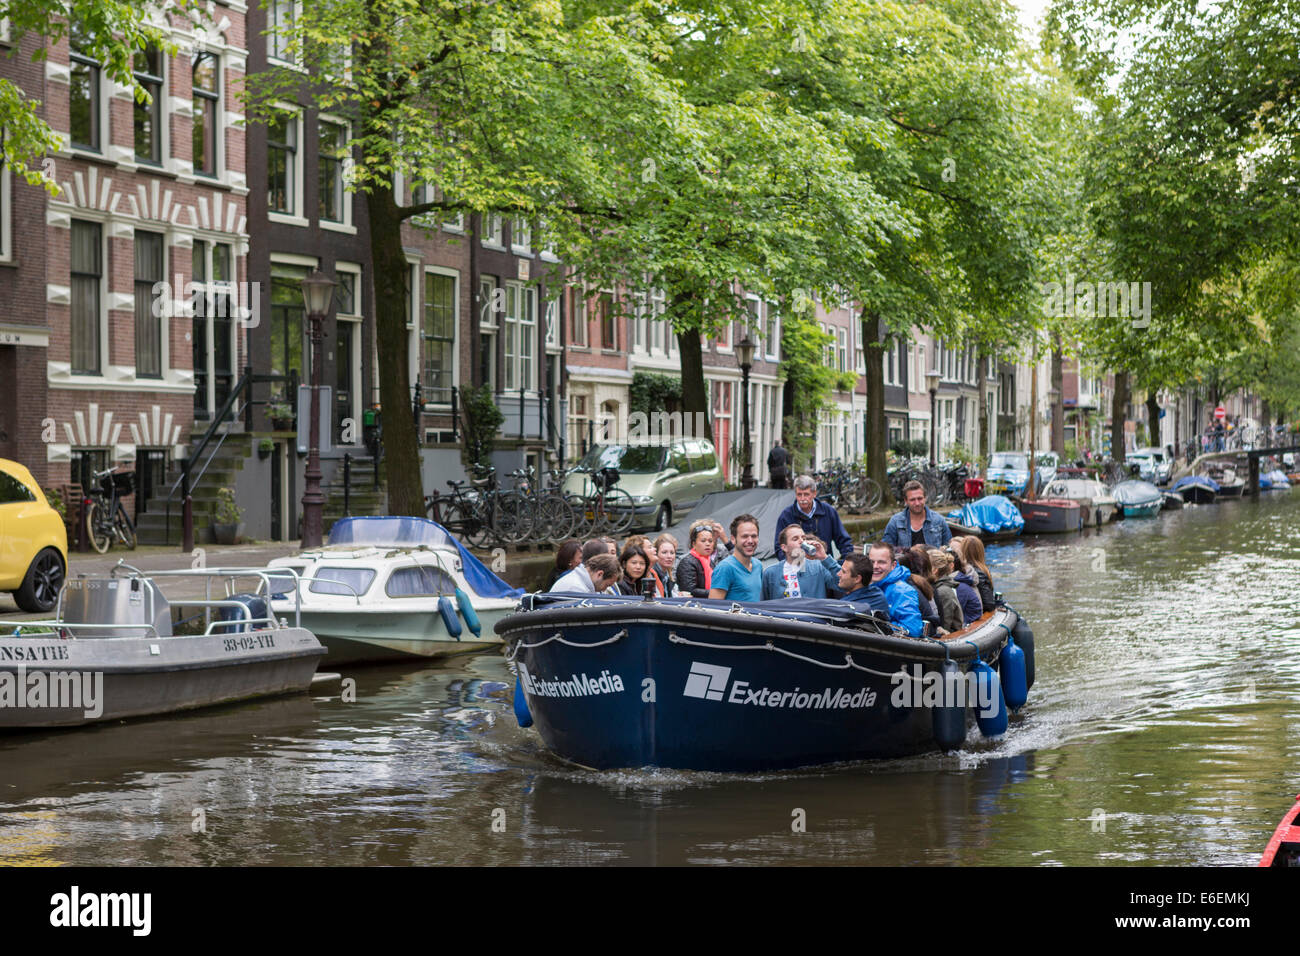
[513,674,534,728]
[1011,617,1035,690]
[931,659,966,751]
[438,595,463,639]
[455,587,482,637]
[1000,634,1028,712]
[972,657,1008,737]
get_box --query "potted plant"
[268,401,294,431]
[257,437,275,460]
[211,487,244,545]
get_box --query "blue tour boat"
[497,593,1030,771]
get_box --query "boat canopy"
[946,495,1024,533]
[1172,474,1220,493]
[1112,479,1163,504]
[327,516,523,599]
[1265,469,1291,486]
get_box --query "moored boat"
[1042,477,1118,527]
[1112,479,1165,518]
[267,516,523,665]
[1015,497,1083,534]
[946,494,1024,541]
[1161,490,1185,510]
[1259,793,1300,867]
[1171,474,1219,504]
[497,593,1029,771]
[1262,469,1291,490]
[0,567,326,729]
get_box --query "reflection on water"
[2,495,1298,865]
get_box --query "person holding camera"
[761,525,842,600]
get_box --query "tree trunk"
[367,182,425,516]
[676,326,713,446]
[863,311,892,507]
[1050,340,1064,457]
[1146,389,1161,451]
[1111,369,1129,462]
[976,350,989,462]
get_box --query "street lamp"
[926,368,941,466]
[300,270,336,549]
[737,335,755,489]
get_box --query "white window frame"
[764,300,779,361]
[191,48,223,180]
[132,228,167,378]
[481,213,504,249]
[267,103,306,226]
[193,236,240,413]
[334,262,363,436]
[69,217,108,377]
[317,114,354,232]
[405,256,420,391]
[544,292,561,351]
[131,44,168,168]
[837,327,848,375]
[422,265,459,409]
[0,145,10,262]
[510,217,532,256]
[68,37,108,157]
[479,276,498,392]
[267,0,305,69]
[503,280,537,393]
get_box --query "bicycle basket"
[597,466,621,490]
[105,470,135,495]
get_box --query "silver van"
[562,439,726,531]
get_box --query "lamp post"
[737,335,755,489]
[300,270,336,549]
[926,368,941,467]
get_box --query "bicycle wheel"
[565,493,594,538]
[858,477,883,513]
[449,499,492,550]
[922,472,946,504]
[601,489,635,535]
[84,501,112,553]
[494,492,533,546]
[114,503,137,550]
[538,494,576,545]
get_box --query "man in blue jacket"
[867,542,924,637]
[882,481,952,549]
[761,525,842,599]
[835,554,889,617]
[773,474,854,560]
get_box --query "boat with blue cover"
[496,593,1031,771]
[1262,469,1291,490]
[267,517,524,665]
[1112,479,1165,518]
[946,495,1024,541]
[1171,474,1219,505]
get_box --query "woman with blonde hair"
[649,534,679,597]
[926,547,965,633]
[951,535,996,610]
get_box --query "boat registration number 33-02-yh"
[221,634,277,653]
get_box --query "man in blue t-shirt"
[708,513,763,602]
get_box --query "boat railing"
[108,561,305,630]
[0,619,166,640]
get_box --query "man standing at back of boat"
[882,481,952,549]
[773,475,854,560]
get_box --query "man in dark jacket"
[773,474,854,559]
[767,440,790,489]
[836,554,889,617]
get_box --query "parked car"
[563,439,725,531]
[985,450,1057,496]
[1129,448,1172,485]
[0,459,68,612]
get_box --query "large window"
[69,29,101,150]
[504,281,536,391]
[479,276,498,392]
[70,221,101,374]
[544,292,560,350]
[335,267,361,437]
[270,262,310,399]
[193,239,235,419]
[133,46,163,164]
[598,291,616,350]
[481,213,503,247]
[423,271,456,404]
[0,145,9,261]
[192,52,219,176]
[267,110,298,215]
[571,291,588,347]
[269,0,298,64]
[134,231,164,377]
[318,119,347,223]
[510,217,531,254]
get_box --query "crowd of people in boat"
[540,477,1000,638]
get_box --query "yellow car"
[0,458,68,612]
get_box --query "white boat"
[1042,477,1118,527]
[0,565,326,729]
[267,517,524,665]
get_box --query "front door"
[270,442,283,542]
[135,449,168,518]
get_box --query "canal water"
[2,493,1297,866]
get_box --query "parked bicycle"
[428,464,532,549]
[84,467,137,553]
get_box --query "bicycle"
[509,465,576,545]
[575,466,633,536]
[84,467,137,553]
